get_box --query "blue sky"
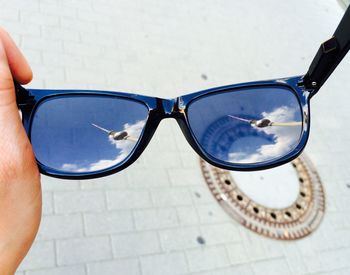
[31,87,303,172]
[31,95,148,172]
[187,87,303,164]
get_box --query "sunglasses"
[16,7,350,179]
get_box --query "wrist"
[0,184,42,275]
[0,241,23,275]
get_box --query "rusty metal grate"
[200,154,325,240]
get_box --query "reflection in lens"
[31,95,148,173]
[187,87,303,164]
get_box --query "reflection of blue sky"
[187,87,302,164]
[31,95,148,172]
[228,106,301,163]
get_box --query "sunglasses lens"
[31,95,148,174]
[187,86,303,166]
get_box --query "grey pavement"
[1,0,350,274]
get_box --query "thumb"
[0,27,32,109]
[0,33,32,163]
[0,40,16,109]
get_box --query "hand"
[0,28,41,275]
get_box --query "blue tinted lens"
[187,87,303,164]
[31,95,148,173]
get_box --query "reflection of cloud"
[61,163,79,171]
[61,120,146,172]
[228,106,301,163]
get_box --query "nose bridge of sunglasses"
[158,98,179,117]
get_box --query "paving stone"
[80,172,129,190]
[37,214,84,240]
[1,21,41,36]
[20,10,60,26]
[251,258,292,275]
[106,189,152,210]
[42,191,54,215]
[39,2,77,18]
[140,252,188,275]
[42,52,84,69]
[159,226,202,252]
[319,247,350,272]
[133,208,178,230]
[0,7,19,21]
[87,259,140,275]
[200,223,241,246]
[283,243,308,275]
[21,36,63,52]
[84,211,134,236]
[326,267,350,275]
[151,187,193,207]
[176,206,200,226]
[111,231,161,258]
[186,246,230,272]
[41,26,80,42]
[26,265,86,275]
[41,175,80,191]
[54,190,106,214]
[127,168,171,188]
[60,17,96,33]
[226,243,249,265]
[63,41,101,57]
[168,168,204,186]
[210,265,254,275]
[241,233,270,262]
[17,241,55,271]
[190,185,217,205]
[65,67,107,85]
[20,50,41,69]
[195,204,231,224]
[56,236,112,265]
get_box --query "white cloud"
[228,106,302,163]
[61,163,79,171]
[61,119,146,172]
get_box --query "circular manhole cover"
[200,154,325,240]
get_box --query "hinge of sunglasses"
[300,36,339,94]
[297,80,317,101]
[14,81,35,110]
[297,79,317,90]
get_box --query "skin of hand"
[0,28,42,274]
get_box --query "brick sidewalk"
[1,0,350,274]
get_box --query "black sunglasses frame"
[16,75,310,179]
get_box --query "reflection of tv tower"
[91,123,137,142]
[228,115,302,128]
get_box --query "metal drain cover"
[200,154,325,240]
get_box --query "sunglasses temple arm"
[302,5,350,94]
[14,81,28,105]
[14,81,35,113]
